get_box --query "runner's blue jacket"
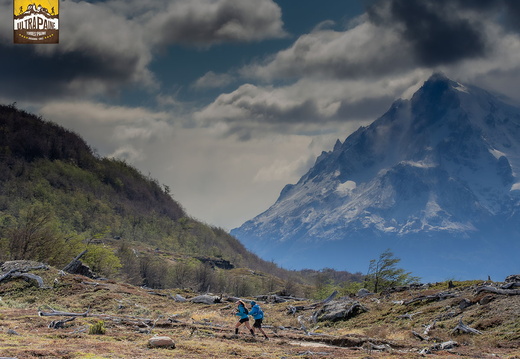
[236,304,249,320]
[249,302,264,320]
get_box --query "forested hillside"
[0,103,365,297]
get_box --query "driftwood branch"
[16,272,46,288]
[0,269,47,288]
[452,317,482,335]
[137,316,163,334]
[0,269,17,283]
[423,319,436,336]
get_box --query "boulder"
[478,295,494,305]
[173,294,187,302]
[148,336,175,349]
[313,300,368,322]
[357,288,373,298]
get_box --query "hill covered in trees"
[0,103,369,297]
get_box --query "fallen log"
[38,308,90,317]
[404,292,458,305]
[475,286,520,296]
[501,282,520,289]
[412,330,428,341]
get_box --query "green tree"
[365,249,420,293]
[83,244,122,278]
[6,203,72,265]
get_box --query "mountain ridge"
[232,74,520,281]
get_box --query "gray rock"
[148,336,175,349]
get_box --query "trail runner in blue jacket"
[234,300,255,337]
[249,301,268,339]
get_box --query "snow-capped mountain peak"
[231,74,520,281]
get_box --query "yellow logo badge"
[14,0,59,44]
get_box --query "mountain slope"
[232,74,520,281]
[0,103,314,292]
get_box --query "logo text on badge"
[14,1,59,44]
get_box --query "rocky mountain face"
[232,74,520,282]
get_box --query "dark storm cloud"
[367,0,486,66]
[0,44,143,101]
[502,0,520,32]
[367,0,520,67]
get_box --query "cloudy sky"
[2,0,520,230]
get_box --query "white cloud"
[39,101,174,158]
[108,145,146,162]
[253,156,312,182]
[240,18,413,81]
[144,0,287,46]
[193,72,428,141]
[193,71,234,89]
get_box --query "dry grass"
[1,267,519,358]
